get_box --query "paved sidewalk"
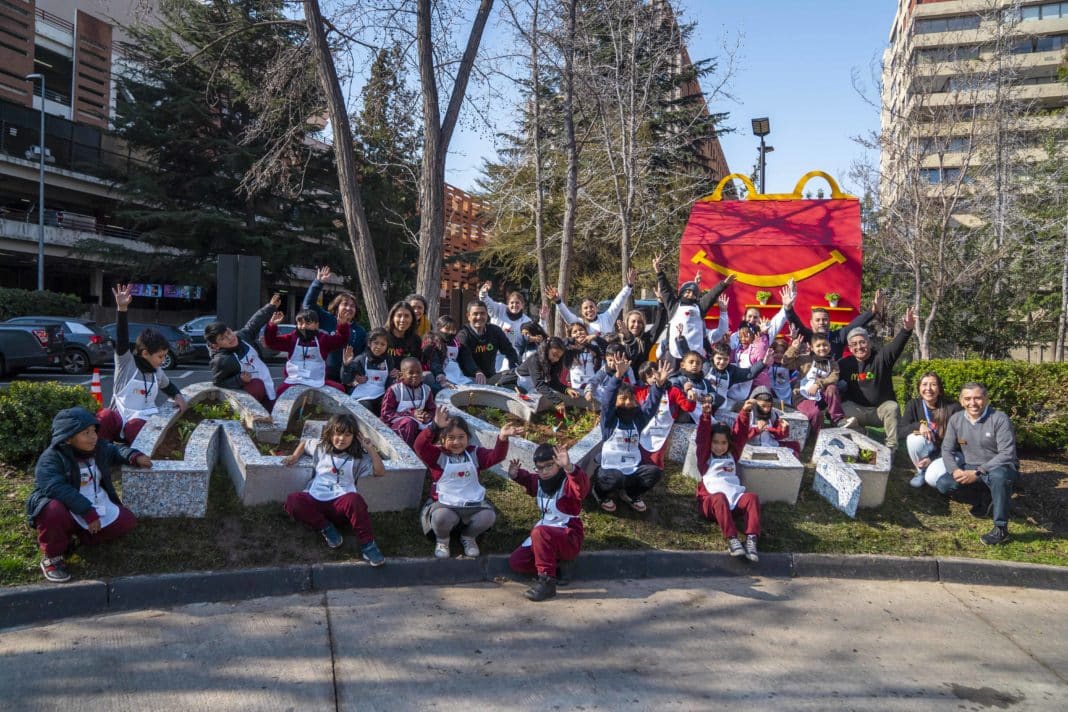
[1,577,1065,711]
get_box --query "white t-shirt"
[303,439,373,501]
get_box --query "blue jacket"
[25,408,142,527]
[303,279,369,381]
[599,375,663,438]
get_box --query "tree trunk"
[303,0,388,327]
[1058,212,1068,361]
[414,0,494,323]
[529,0,549,317]
[556,0,578,335]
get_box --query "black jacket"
[900,397,962,444]
[786,307,876,361]
[516,352,568,404]
[456,324,520,377]
[837,328,913,407]
[26,407,142,527]
[209,302,276,390]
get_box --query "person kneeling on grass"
[585,359,670,513]
[935,383,1020,546]
[414,406,524,559]
[694,405,760,562]
[507,444,590,602]
[26,407,152,583]
[283,414,386,565]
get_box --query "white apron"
[70,461,121,530]
[599,422,641,475]
[393,384,432,429]
[798,360,833,402]
[436,450,486,507]
[236,340,276,400]
[702,456,746,509]
[350,360,389,401]
[640,391,674,453]
[306,448,359,501]
[114,370,159,423]
[768,365,793,405]
[285,337,327,388]
[749,409,785,447]
[443,343,472,386]
[667,304,706,358]
[520,482,572,547]
[569,351,597,391]
[727,349,755,402]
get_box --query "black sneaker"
[980,526,1010,546]
[40,556,71,583]
[556,559,575,587]
[524,574,557,602]
[320,523,343,549]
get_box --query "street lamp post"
[26,73,45,291]
[751,117,771,194]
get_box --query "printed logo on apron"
[600,423,641,475]
[115,370,159,423]
[436,450,486,507]
[702,456,747,509]
[236,341,276,400]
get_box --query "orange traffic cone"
[90,368,103,405]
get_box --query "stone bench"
[812,428,892,509]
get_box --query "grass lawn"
[2,441,1066,587]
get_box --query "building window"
[1020,2,1068,22]
[1011,33,1068,53]
[914,45,981,63]
[915,15,981,34]
[920,167,971,184]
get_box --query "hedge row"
[0,381,100,468]
[0,287,85,321]
[899,360,1068,452]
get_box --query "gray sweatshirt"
[941,407,1018,474]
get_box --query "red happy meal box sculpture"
[678,171,862,334]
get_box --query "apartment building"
[881,0,1068,200]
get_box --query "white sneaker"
[836,416,858,430]
[434,541,450,559]
[460,536,480,557]
[909,471,926,488]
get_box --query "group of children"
[24,264,895,600]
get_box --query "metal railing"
[36,7,74,33]
[0,208,141,241]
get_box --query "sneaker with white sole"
[909,471,926,488]
[320,523,343,549]
[744,535,760,563]
[361,540,385,567]
[835,416,858,429]
[727,537,745,557]
[434,541,450,559]
[460,536,480,557]
[40,556,71,583]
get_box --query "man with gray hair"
[937,382,1020,546]
[836,307,916,449]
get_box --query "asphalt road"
[1,576,1066,711]
[0,362,288,404]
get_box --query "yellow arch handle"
[691,248,847,288]
[699,170,857,202]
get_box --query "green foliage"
[0,381,100,467]
[899,360,1068,451]
[192,401,237,421]
[0,288,85,320]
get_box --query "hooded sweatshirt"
[25,407,143,526]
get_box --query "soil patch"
[461,405,599,448]
[154,402,238,460]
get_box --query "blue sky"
[443,0,898,196]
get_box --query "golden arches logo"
[690,249,847,288]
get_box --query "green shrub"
[899,360,1068,452]
[0,381,100,468]
[0,287,85,321]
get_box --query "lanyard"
[922,401,937,431]
[80,460,99,499]
[140,370,155,396]
[328,454,350,482]
[537,484,562,517]
[403,385,423,407]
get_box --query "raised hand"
[270,293,283,308]
[508,458,521,478]
[626,267,637,287]
[553,445,572,472]
[902,306,917,331]
[433,405,450,429]
[871,288,884,314]
[758,317,772,334]
[693,269,702,286]
[544,286,560,302]
[779,281,796,310]
[651,253,662,273]
[616,319,625,334]
[763,348,776,366]
[113,284,133,311]
[655,359,673,386]
[269,311,285,326]
[500,421,525,438]
[614,359,629,379]
[479,281,493,295]
[343,345,355,365]
[722,273,737,286]
[676,322,684,336]
[316,265,332,282]
[788,324,801,341]
[717,295,730,311]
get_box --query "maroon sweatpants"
[641,445,667,468]
[35,499,138,557]
[275,380,346,397]
[284,492,374,544]
[795,384,846,439]
[698,491,761,539]
[96,408,146,444]
[509,524,584,577]
[389,418,423,446]
[240,379,274,410]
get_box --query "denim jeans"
[934,464,1019,528]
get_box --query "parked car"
[179,314,218,362]
[101,322,193,370]
[2,316,114,374]
[0,326,57,377]
[258,323,296,362]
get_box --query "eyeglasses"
[533,461,557,473]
